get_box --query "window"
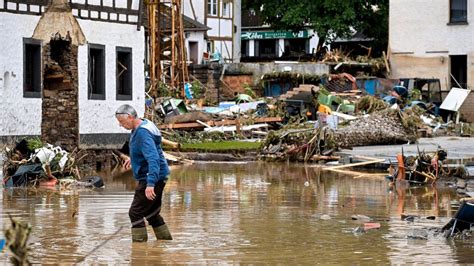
[207,0,217,16]
[23,38,42,98]
[207,41,214,53]
[88,44,105,100]
[241,40,249,57]
[450,0,467,23]
[116,47,132,100]
[256,40,277,57]
[222,2,231,18]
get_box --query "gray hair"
[115,104,138,118]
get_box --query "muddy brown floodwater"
[1,162,473,264]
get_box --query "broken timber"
[159,117,283,130]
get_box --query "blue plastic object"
[184,83,193,99]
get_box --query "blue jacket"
[130,119,170,186]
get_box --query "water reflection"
[0,162,472,264]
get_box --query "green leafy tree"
[243,0,388,53]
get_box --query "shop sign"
[241,30,308,40]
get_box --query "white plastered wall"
[0,13,42,136]
[76,19,145,134]
[185,31,206,64]
[207,17,232,37]
[390,0,474,56]
[389,0,474,87]
[183,0,205,24]
[233,0,241,62]
[213,40,233,60]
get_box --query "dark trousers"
[129,180,166,228]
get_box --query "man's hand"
[121,155,131,170]
[145,186,156,200]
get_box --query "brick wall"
[459,93,474,122]
[222,74,254,96]
[188,64,261,103]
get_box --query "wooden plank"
[159,117,282,129]
[324,156,385,170]
[136,0,143,30]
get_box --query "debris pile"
[2,138,82,187]
[145,67,470,169]
[259,109,417,162]
[387,148,448,185]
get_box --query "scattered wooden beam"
[324,156,385,170]
[159,117,282,129]
[162,138,180,149]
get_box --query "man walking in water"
[115,104,172,242]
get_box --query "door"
[189,41,198,64]
[450,55,467,89]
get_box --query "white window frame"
[207,0,217,16]
[222,2,231,18]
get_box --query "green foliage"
[165,131,240,144]
[191,80,204,98]
[242,83,257,98]
[26,138,43,151]
[181,141,261,152]
[356,95,387,114]
[410,89,422,100]
[157,81,180,98]
[243,0,388,51]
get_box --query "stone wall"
[79,149,119,172]
[41,36,79,152]
[188,63,223,104]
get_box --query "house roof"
[181,14,209,32]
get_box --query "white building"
[183,0,241,62]
[389,0,474,121]
[0,0,145,148]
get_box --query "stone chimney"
[34,0,85,151]
[33,0,85,46]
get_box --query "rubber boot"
[131,227,148,242]
[153,224,173,240]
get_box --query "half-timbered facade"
[0,0,145,149]
[183,0,241,62]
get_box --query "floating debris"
[4,215,31,265]
[442,200,474,238]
